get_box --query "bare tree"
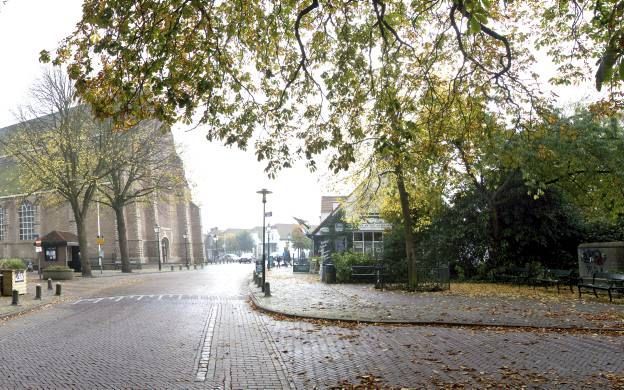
[0,69,112,276]
[98,121,186,273]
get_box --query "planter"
[1,269,27,296]
[42,269,74,280]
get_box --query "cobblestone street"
[0,264,622,388]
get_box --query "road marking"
[72,294,231,304]
[195,306,218,382]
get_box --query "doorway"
[70,246,81,272]
[161,238,169,263]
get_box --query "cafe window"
[352,231,383,256]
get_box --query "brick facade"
[0,194,205,267]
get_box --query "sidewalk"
[250,267,624,331]
[0,264,198,319]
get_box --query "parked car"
[239,253,254,264]
[220,254,240,262]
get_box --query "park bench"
[533,269,576,293]
[113,260,140,270]
[351,264,386,289]
[577,272,624,302]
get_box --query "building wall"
[0,194,205,266]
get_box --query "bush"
[332,251,374,282]
[44,265,72,271]
[0,258,26,270]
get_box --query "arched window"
[19,201,36,241]
[0,206,5,241]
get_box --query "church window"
[0,207,5,240]
[19,201,37,241]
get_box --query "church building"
[0,121,205,270]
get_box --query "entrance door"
[161,238,169,263]
[70,247,81,272]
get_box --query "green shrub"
[44,265,73,271]
[0,258,26,270]
[332,251,374,282]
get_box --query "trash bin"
[323,263,336,284]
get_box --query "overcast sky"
[0,0,335,232]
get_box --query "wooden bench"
[533,269,576,293]
[351,264,386,289]
[578,272,624,302]
[113,260,140,270]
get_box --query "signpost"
[96,235,104,273]
[34,240,42,279]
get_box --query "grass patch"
[447,282,623,305]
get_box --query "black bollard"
[55,283,62,296]
[179,265,183,271]
[47,278,53,290]
[35,284,42,300]
[194,264,197,270]
[11,289,18,305]
[171,265,174,271]
[264,282,271,297]
[186,265,190,270]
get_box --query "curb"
[0,300,57,321]
[248,283,624,334]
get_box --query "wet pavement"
[251,267,624,330]
[0,263,622,388]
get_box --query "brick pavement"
[251,267,624,330]
[266,318,624,388]
[1,264,622,388]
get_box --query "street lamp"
[183,231,189,267]
[212,234,218,263]
[267,224,272,270]
[256,188,271,292]
[154,225,161,271]
[286,234,291,266]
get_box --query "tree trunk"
[75,216,92,277]
[487,197,502,268]
[396,164,418,290]
[114,204,131,273]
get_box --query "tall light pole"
[154,225,161,271]
[286,234,291,266]
[267,224,271,270]
[212,234,218,262]
[256,188,271,292]
[183,230,189,267]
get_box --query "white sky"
[0,0,333,232]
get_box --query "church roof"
[39,231,80,246]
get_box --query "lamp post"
[154,225,161,271]
[212,234,218,263]
[183,231,189,267]
[286,234,291,266]
[256,188,271,292]
[267,224,271,270]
